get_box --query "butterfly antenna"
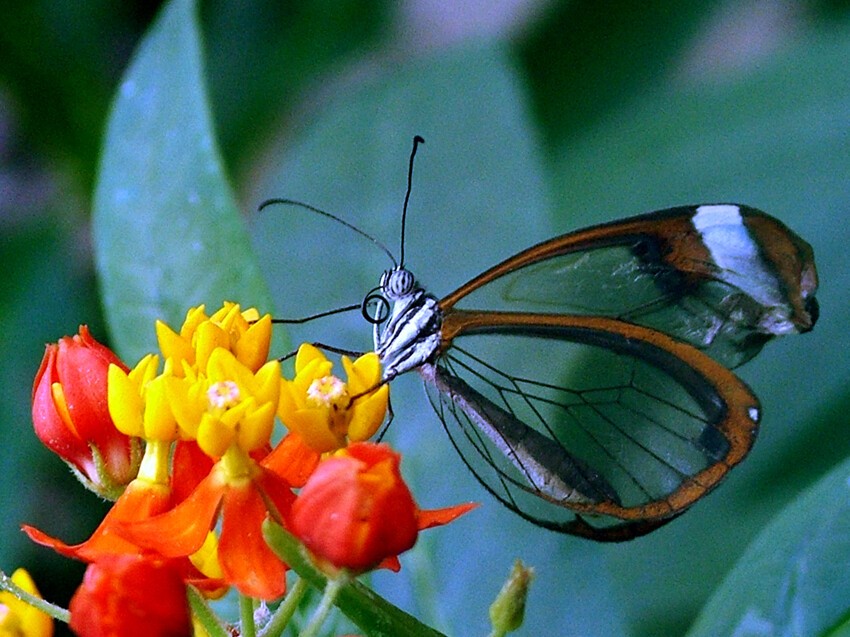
[258,198,397,266]
[271,303,360,324]
[399,135,425,267]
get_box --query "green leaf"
[515,1,714,149]
[263,521,446,637]
[201,0,389,175]
[92,0,271,363]
[686,455,850,637]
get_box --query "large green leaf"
[92,0,271,362]
[687,455,850,637]
[201,0,389,176]
[516,1,714,149]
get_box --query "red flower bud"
[288,443,420,573]
[69,555,191,637]
[32,326,138,494]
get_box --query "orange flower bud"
[69,555,191,637]
[288,443,419,573]
[32,326,139,496]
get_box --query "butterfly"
[265,136,819,541]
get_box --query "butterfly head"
[380,266,417,301]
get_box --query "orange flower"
[22,477,172,563]
[115,446,296,600]
[32,326,141,498]
[288,442,476,574]
[68,555,192,637]
[23,440,225,596]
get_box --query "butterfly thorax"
[372,266,442,382]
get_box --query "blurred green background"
[2,1,850,635]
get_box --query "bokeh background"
[2,1,849,635]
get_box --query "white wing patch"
[693,205,796,335]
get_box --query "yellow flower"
[155,303,271,375]
[0,568,53,637]
[169,348,281,459]
[278,344,389,453]
[108,354,178,442]
[107,303,278,458]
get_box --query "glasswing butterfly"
[264,136,818,541]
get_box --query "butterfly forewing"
[440,205,818,368]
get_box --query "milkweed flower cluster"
[14,302,475,636]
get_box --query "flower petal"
[235,314,272,372]
[156,320,194,367]
[218,483,287,600]
[237,401,276,453]
[143,375,179,441]
[347,384,389,442]
[294,343,327,374]
[118,469,225,558]
[107,363,144,438]
[22,478,173,562]
[253,359,282,407]
[194,321,229,371]
[32,345,91,465]
[197,414,234,460]
[283,409,341,453]
[179,305,209,340]
[261,433,320,488]
[417,502,478,530]
[164,375,204,439]
[288,446,419,573]
[171,441,214,504]
[343,352,382,394]
[69,555,192,637]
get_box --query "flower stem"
[298,574,347,637]
[0,569,70,623]
[187,587,230,637]
[240,594,257,637]
[259,577,308,637]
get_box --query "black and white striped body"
[373,266,442,382]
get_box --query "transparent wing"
[440,205,818,368]
[423,314,760,540]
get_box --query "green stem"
[0,570,70,624]
[187,587,230,637]
[298,574,348,637]
[240,594,257,637]
[260,577,309,637]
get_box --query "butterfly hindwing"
[422,313,760,540]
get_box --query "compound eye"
[384,268,415,299]
[397,270,415,295]
[362,291,390,324]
